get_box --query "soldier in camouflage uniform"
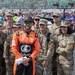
[3,12,15,35]
[32,16,40,34]
[36,19,54,75]
[4,23,21,75]
[56,21,75,75]
[48,13,61,75]
[0,22,7,75]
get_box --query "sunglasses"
[35,19,39,21]
[60,26,67,28]
[53,16,59,18]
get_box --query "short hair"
[60,26,73,34]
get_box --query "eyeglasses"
[35,19,39,21]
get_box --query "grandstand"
[0,0,75,9]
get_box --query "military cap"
[12,23,21,28]
[53,13,61,17]
[5,12,13,17]
[39,19,48,25]
[60,21,70,27]
[24,16,33,23]
[34,16,40,20]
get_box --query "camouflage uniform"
[4,23,21,75]
[0,23,7,75]
[56,34,74,75]
[49,23,60,41]
[32,26,39,34]
[3,25,13,35]
[49,13,67,75]
[36,19,54,75]
[56,21,75,75]
[49,23,61,75]
[3,12,15,35]
[4,34,14,75]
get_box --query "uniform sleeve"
[2,32,7,43]
[30,37,40,59]
[11,33,23,59]
[65,36,75,53]
[4,37,10,59]
[56,36,75,54]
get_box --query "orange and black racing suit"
[11,29,40,75]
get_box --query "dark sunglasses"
[53,16,59,18]
[60,26,67,28]
[35,19,39,21]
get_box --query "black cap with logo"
[24,17,33,24]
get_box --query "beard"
[24,26,31,32]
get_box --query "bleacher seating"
[0,0,74,9]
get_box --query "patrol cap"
[60,21,70,27]
[53,13,61,17]
[12,23,21,28]
[24,16,33,24]
[34,16,40,20]
[5,12,13,17]
[39,19,48,25]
